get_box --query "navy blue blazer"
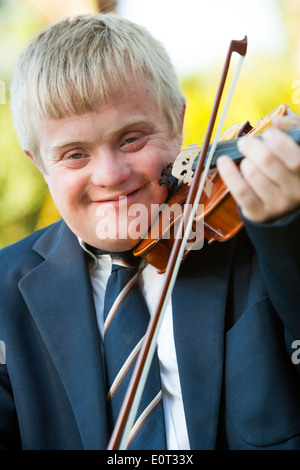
[0,210,300,450]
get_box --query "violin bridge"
[171,143,200,186]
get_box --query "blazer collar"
[172,238,236,449]
[18,221,108,449]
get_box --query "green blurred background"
[0,0,299,248]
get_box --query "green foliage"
[181,53,298,148]
[0,0,48,248]
[0,103,48,247]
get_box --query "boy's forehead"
[36,84,165,157]
[38,76,156,126]
[39,70,153,119]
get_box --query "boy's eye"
[62,151,90,168]
[122,136,138,147]
[70,153,84,160]
[120,134,147,151]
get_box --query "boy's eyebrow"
[51,141,89,154]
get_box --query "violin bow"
[107,35,248,450]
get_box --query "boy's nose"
[90,148,131,187]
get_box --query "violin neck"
[200,127,300,168]
[279,127,300,145]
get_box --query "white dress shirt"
[80,241,190,450]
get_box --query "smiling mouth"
[94,187,142,204]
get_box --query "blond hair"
[10,13,185,167]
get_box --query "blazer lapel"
[18,221,108,449]
[172,238,235,449]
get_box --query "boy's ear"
[24,150,35,164]
[24,149,44,172]
[175,102,186,146]
[178,102,186,135]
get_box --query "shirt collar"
[77,238,105,270]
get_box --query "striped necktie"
[103,252,166,450]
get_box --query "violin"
[107,35,300,450]
[133,103,300,273]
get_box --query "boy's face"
[34,77,184,251]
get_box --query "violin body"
[133,104,292,273]
[134,167,244,273]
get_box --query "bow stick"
[107,35,248,450]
